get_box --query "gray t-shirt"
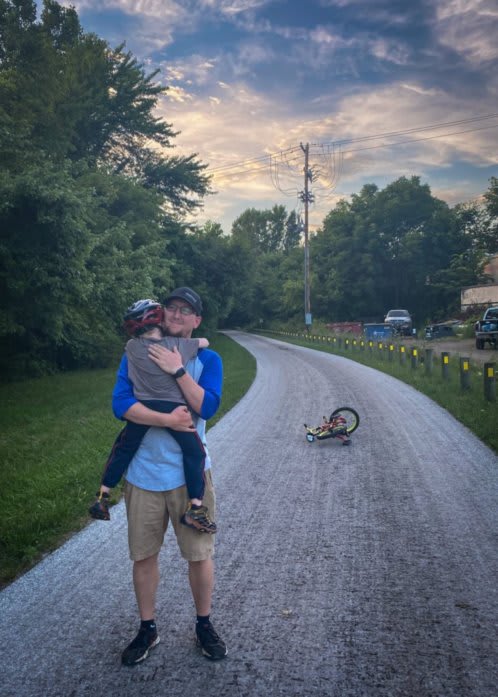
[126,336,199,402]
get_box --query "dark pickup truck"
[475,306,498,349]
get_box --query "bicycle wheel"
[329,407,360,435]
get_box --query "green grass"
[259,330,498,455]
[0,333,255,587]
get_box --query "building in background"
[461,253,498,309]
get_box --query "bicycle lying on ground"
[304,407,360,446]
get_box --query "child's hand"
[198,337,209,348]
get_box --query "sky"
[49,0,498,233]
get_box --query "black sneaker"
[121,627,160,666]
[195,621,227,660]
[89,491,111,520]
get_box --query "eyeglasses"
[164,303,195,316]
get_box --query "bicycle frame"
[304,407,359,446]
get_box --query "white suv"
[384,309,413,336]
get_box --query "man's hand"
[164,405,195,432]
[148,342,205,416]
[148,344,182,374]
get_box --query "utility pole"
[299,142,313,331]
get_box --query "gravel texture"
[1,331,497,697]
[405,337,498,367]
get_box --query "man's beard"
[163,323,189,338]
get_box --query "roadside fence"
[257,330,496,404]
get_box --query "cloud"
[309,26,347,48]
[330,84,498,168]
[165,85,194,103]
[435,0,498,65]
[62,0,185,18]
[432,181,485,207]
[369,38,411,65]
[60,0,497,231]
[400,84,440,97]
[157,83,307,228]
[157,75,498,230]
[59,0,188,52]
[159,56,217,89]
[208,0,269,14]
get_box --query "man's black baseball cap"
[164,287,203,315]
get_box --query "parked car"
[475,306,498,349]
[384,309,413,336]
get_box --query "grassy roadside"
[0,333,256,587]
[258,330,498,455]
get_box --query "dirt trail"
[404,336,498,366]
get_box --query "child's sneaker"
[181,504,217,534]
[89,491,111,520]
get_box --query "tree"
[482,177,498,253]
[484,176,498,219]
[284,210,302,252]
[231,208,270,253]
[165,221,244,331]
[226,205,304,326]
[0,0,211,378]
[266,204,286,253]
[310,178,474,323]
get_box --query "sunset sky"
[49,0,498,232]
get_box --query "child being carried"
[89,299,216,534]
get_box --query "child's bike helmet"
[123,299,164,336]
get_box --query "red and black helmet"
[123,299,164,336]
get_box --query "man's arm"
[123,401,195,430]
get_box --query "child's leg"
[89,415,151,520]
[140,401,215,533]
[141,400,206,502]
[168,429,206,502]
[168,431,218,533]
[100,421,151,488]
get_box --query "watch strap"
[173,366,186,379]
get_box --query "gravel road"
[1,331,497,697]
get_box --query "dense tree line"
[0,0,213,377]
[225,177,497,329]
[310,176,495,324]
[1,1,497,381]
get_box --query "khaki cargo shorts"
[124,469,216,562]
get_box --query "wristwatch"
[173,366,186,379]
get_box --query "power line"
[314,112,498,149]
[208,145,300,174]
[337,122,498,155]
[211,162,272,179]
[206,112,498,179]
